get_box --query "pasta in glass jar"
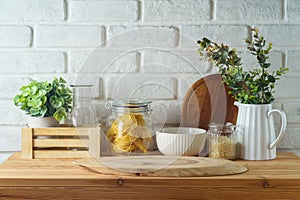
[105,99,156,154]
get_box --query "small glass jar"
[105,98,156,154]
[208,123,240,160]
[69,85,96,127]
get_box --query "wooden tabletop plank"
[1,186,299,200]
[1,152,300,199]
[1,152,300,188]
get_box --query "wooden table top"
[1,152,300,200]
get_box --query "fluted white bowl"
[156,127,207,156]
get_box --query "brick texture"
[109,26,179,47]
[144,0,210,21]
[70,50,138,73]
[151,100,181,124]
[283,100,300,123]
[258,25,300,47]
[36,26,103,47]
[216,0,283,21]
[287,51,300,72]
[142,49,210,73]
[275,76,300,98]
[181,25,249,47]
[0,100,27,126]
[0,52,65,73]
[0,76,31,99]
[0,26,31,47]
[71,0,139,22]
[0,0,65,21]
[0,127,21,151]
[278,127,300,149]
[105,75,177,99]
[287,0,300,21]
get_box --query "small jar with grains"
[208,123,241,160]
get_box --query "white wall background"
[1,0,300,161]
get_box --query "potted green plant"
[14,77,72,127]
[197,28,288,160]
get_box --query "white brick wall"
[36,25,104,47]
[0,0,65,21]
[287,0,300,21]
[0,52,65,73]
[70,0,139,22]
[216,0,283,22]
[287,51,300,72]
[0,26,32,47]
[0,100,27,126]
[0,76,31,98]
[70,50,138,73]
[105,75,177,99]
[181,25,248,47]
[144,0,211,21]
[142,50,210,73]
[108,26,180,47]
[0,0,300,156]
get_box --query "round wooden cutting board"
[74,156,247,177]
[181,74,238,130]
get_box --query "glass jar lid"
[106,98,152,113]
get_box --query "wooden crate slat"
[31,127,92,136]
[22,128,33,159]
[33,138,88,148]
[88,129,101,157]
[33,150,90,159]
[32,127,78,136]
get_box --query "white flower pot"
[28,116,59,128]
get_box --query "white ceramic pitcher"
[234,102,287,160]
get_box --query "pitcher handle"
[268,109,287,149]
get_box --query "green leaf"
[31,86,38,95]
[220,49,228,60]
[59,77,66,83]
[263,63,271,68]
[27,99,42,109]
[21,87,31,97]
[41,96,47,104]
[268,75,276,83]
[40,105,47,116]
[203,38,211,43]
[30,107,41,116]
[53,107,67,121]
[50,96,64,109]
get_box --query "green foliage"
[14,77,72,121]
[197,28,289,104]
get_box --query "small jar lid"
[106,98,152,113]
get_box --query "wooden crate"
[22,126,101,159]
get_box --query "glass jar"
[105,98,155,154]
[208,123,240,160]
[70,85,96,127]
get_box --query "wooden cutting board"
[181,74,238,130]
[74,156,247,177]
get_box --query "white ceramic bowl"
[156,127,207,156]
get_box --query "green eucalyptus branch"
[197,28,288,104]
